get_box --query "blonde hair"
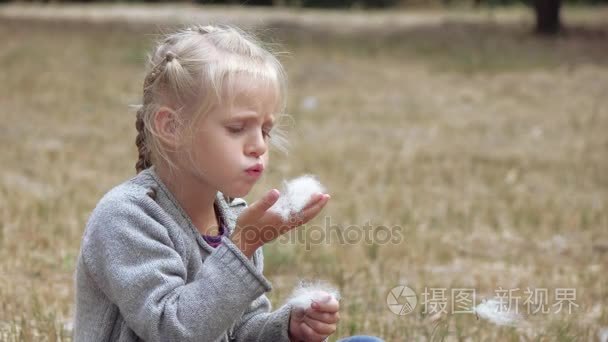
[134,24,288,173]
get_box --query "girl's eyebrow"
[227,112,275,124]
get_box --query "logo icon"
[387,285,417,315]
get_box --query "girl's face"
[180,90,276,198]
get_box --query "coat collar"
[137,167,247,253]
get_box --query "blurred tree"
[245,0,274,4]
[476,0,563,35]
[533,0,561,34]
[193,0,274,4]
[360,0,400,7]
[269,0,397,8]
[299,0,355,8]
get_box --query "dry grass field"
[0,5,607,341]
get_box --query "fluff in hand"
[287,280,341,311]
[269,175,326,221]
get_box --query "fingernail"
[311,302,319,309]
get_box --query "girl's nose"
[245,132,267,157]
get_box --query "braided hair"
[135,51,178,173]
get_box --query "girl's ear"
[154,106,181,148]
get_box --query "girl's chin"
[221,186,253,199]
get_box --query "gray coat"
[73,167,292,342]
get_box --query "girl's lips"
[245,169,263,179]
[245,163,264,174]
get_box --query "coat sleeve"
[231,247,293,342]
[80,193,272,342]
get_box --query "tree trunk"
[534,0,562,35]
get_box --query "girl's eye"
[262,128,272,139]
[227,126,244,134]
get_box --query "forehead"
[222,73,281,116]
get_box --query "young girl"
[73,25,382,342]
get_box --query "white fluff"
[475,298,521,327]
[269,175,326,221]
[287,281,340,310]
[598,327,608,342]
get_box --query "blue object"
[337,335,385,342]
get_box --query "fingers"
[301,193,326,211]
[290,194,330,226]
[291,298,339,342]
[310,297,340,313]
[298,322,330,342]
[241,189,280,221]
[302,315,337,336]
[290,306,306,320]
[305,310,340,324]
[300,297,340,338]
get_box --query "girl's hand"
[288,294,340,342]
[230,189,330,258]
